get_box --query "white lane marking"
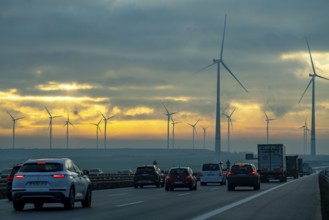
[177,193,191,196]
[116,201,144,208]
[108,193,128,197]
[192,179,298,220]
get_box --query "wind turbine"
[64,112,74,149]
[163,104,176,149]
[7,111,24,149]
[202,127,208,149]
[298,38,329,159]
[264,111,275,144]
[187,119,200,149]
[90,118,102,149]
[224,108,236,152]
[44,106,62,149]
[171,118,180,149]
[299,119,309,155]
[100,112,115,149]
[195,15,248,161]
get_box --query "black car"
[227,163,260,191]
[165,167,197,191]
[6,164,22,201]
[133,165,164,188]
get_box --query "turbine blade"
[194,62,216,74]
[99,112,106,119]
[194,119,200,126]
[263,111,269,120]
[306,38,316,75]
[162,103,169,114]
[16,117,24,120]
[220,14,227,59]
[316,74,329,81]
[222,61,248,93]
[44,106,51,116]
[298,78,313,103]
[7,111,14,120]
[230,108,236,117]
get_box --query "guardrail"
[319,170,329,220]
[0,173,134,200]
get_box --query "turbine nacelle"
[213,58,221,63]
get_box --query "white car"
[12,158,92,211]
[200,163,227,186]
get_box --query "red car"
[165,167,197,191]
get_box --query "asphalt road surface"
[0,174,321,220]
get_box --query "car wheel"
[227,184,234,191]
[189,184,193,191]
[170,186,174,191]
[64,187,75,210]
[82,187,92,208]
[13,200,24,211]
[165,186,169,191]
[194,183,198,190]
[134,184,138,188]
[34,202,44,209]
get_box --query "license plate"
[28,181,47,186]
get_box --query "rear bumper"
[13,191,68,204]
[227,176,259,186]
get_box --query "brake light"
[15,175,24,179]
[7,175,14,180]
[186,176,191,179]
[52,174,65,179]
[37,161,46,165]
[249,171,257,176]
[227,172,234,176]
[165,176,171,180]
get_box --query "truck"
[285,155,299,179]
[257,144,287,182]
[298,158,303,177]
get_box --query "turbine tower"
[100,112,115,149]
[90,118,102,149]
[7,111,24,149]
[44,106,62,149]
[224,108,236,152]
[64,113,74,149]
[264,111,275,144]
[163,104,176,149]
[195,15,248,161]
[202,127,208,149]
[298,38,329,159]
[171,118,180,149]
[188,119,200,149]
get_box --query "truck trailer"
[257,144,287,182]
[286,155,299,179]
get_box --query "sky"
[0,0,329,155]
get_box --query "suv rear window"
[202,164,220,171]
[231,164,253,173]
[135,167,156,175]
[20,163,63,172]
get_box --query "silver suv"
[12,158,92,211]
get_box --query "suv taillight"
[7,175,14,180]
[249,171,257,176]
[227,171,234,176]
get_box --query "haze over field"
[0,0,329,155]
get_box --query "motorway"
[0,174,321,220]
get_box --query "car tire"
[134,184,138,188]
[200,182,206,186]
[34,202,44,209]
[227,184,234,191]
[194,183,197,190]
[64,187,75,210]
[81,187,92,208]
[165,186,169,191]
[170,186,174,191]
[13,200,24,211]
